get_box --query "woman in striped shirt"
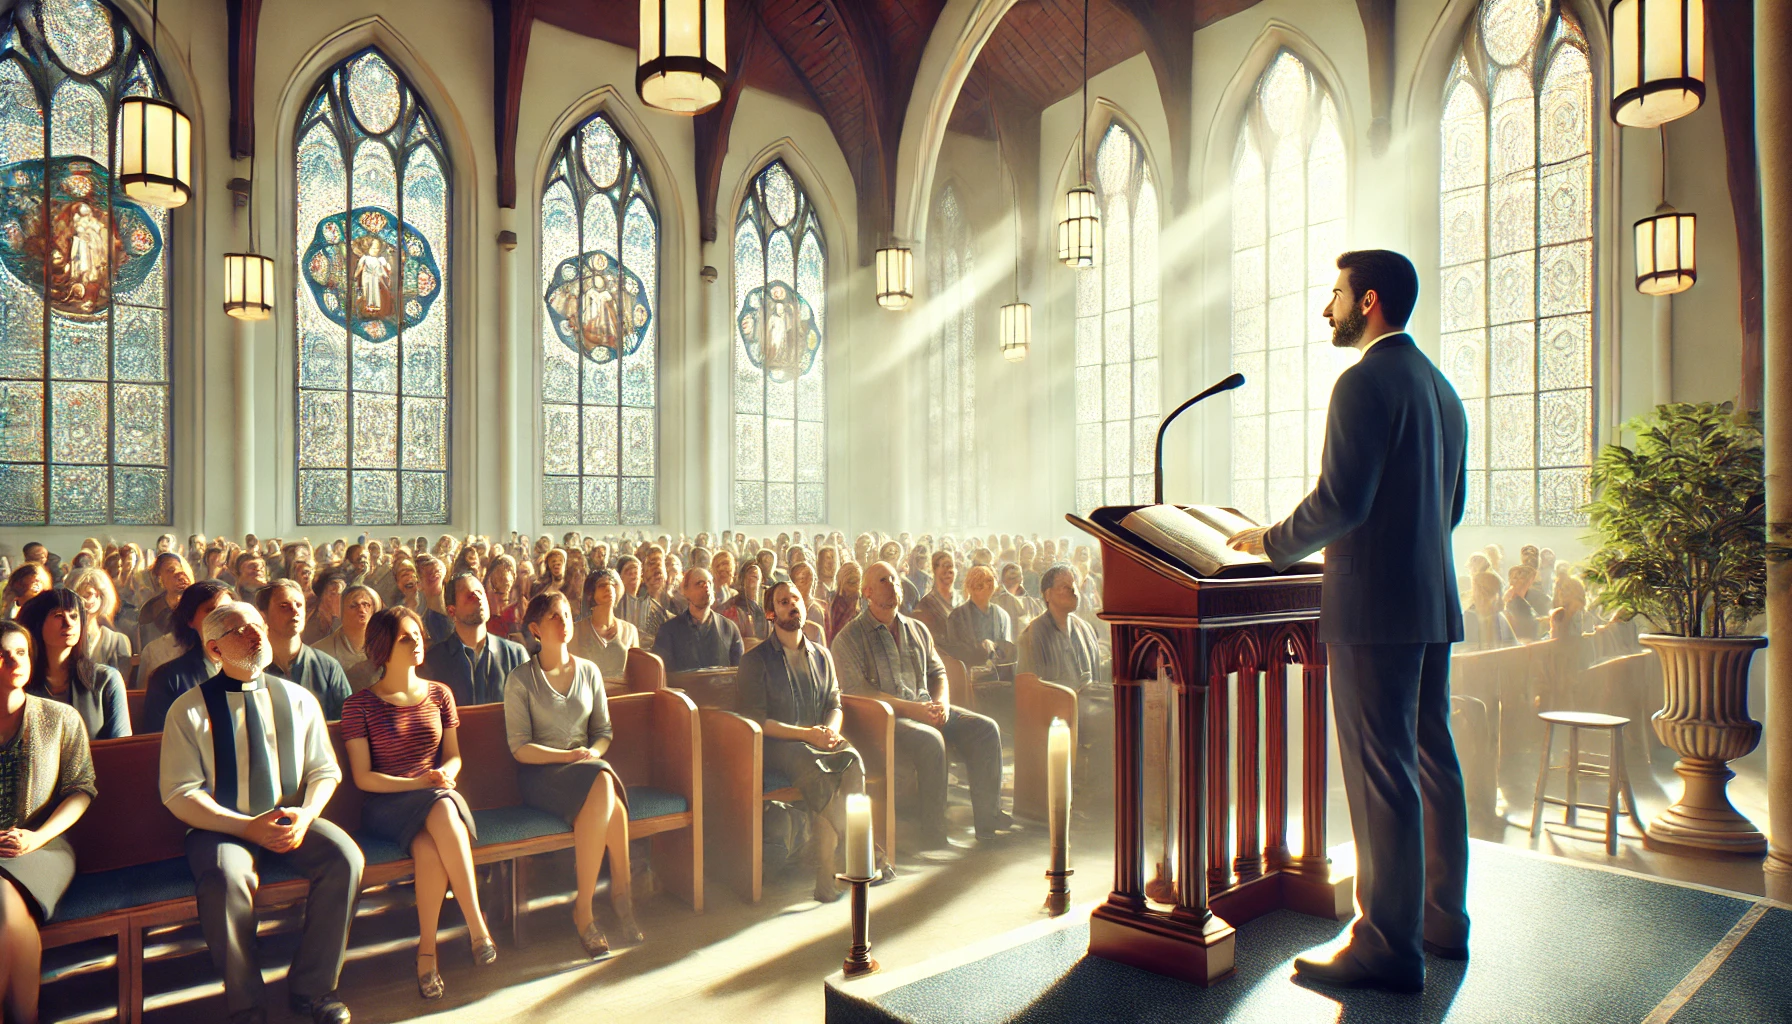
[340,607,496,1001]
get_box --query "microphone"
[1153,373,1246,506]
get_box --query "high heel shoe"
[416,952,445,1000]
[471,936,498,967]
[577,918,610,958]
[612,907,645,947]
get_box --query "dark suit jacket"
[1264,334,1467,645]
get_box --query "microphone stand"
[1153,373,1246,506]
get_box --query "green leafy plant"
[1580,402,1765,638]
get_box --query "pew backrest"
[73,735,190,873]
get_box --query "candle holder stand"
[836,873,879,977]
[1045,866,1074,916]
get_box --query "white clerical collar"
[1363,331,1405,354]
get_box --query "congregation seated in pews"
[0,525,1110,1019]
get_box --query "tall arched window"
[1228,51,1348,525]
[732,160,826,526]
[295,49,451,526]
[927,183,978,529]
[539,112,658,526]
[0,0,174,525]
[1439,0,1594,526]
[1074,121,1159,511]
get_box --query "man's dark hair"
[1336,249,1419,327]
[447,570,483,606]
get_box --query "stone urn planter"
[1639,633,1767,856]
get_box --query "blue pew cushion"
[763,769,794,793]
[628,786,689,821]
[471,805,572,846]
[51,859,195,924]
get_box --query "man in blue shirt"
[420,572,527,706]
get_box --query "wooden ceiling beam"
[1709,0,1763,411]
[696,0,762,243]
[492,0,537,210]
[225,0,261,160]
[1113,0,1193,213]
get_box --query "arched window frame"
[1073,118,1160,512]
[538,110,660,526]
[292,47,452,527]
[1226,48,1350,526]
[731,159,827,527]
[926,181,979,530]
[1438,0,1598,527]
[0,0,175,526]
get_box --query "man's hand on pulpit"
[1227,527,1269,557]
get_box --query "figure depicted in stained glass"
[0,157,163,319]
[543,250,651,363]
[738,282,819,383]
[353,234,393,319]
[302,207,439,343]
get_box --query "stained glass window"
[1074,122,1159,512]
[1440,0,1595,526]
[732,160,826,526]
[0,0,172,525]
[539,113,658,526]
[926,184,979,529]
[294,49,450,525]
[1228,51,1349,525]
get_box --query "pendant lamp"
[224,140,273,320]
[638,0,726,115]
[997,124,1030,361]
[119,0,191,208]
[1057,0,1099,268]
[1610,0,1705,128]
[1635,130,1695,295]
[875,244,914,310]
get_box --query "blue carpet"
[830,843,1756,1024]
[1667,905,1792,1024]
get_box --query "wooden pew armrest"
[649,688,701,802]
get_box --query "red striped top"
[339,682,459,779]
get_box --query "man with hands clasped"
[159,602,361,1024]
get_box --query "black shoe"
[1293,950,1423,993]
[977,814,1024,841]
[1423,939,1470,961]
[289,992,352,1024]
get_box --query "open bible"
[1118,504,1323,578]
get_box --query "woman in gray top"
[504,591,641,958]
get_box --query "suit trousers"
[186,818,366,1013]
[893,706,1004,837]
[1327,642,1471,982]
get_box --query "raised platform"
[825,841,1792,1024]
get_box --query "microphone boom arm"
[1152,373,1246,506]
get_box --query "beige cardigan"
[3,696,97,831]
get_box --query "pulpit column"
[1758,0,1792,898]
[1108,625,1145,908]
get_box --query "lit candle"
[845,793,873,879]
[1047,717,1072,871]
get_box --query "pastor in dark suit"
[1230,250,1471,992]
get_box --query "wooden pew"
[940,651,975,713]
[47,694,703,1020]
[699,692,895,902]
[623,646,667,692]
[1012,672,1078,823]
[124,688,146,731]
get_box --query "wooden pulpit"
[1070,506,1354,986]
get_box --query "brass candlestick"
[1045,866,1074,916]
[837,873,879,976]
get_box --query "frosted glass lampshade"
[119,96,191,208]
[223,252,276,320]
[1057,183,1100,268]
[1000,301,1031,361]
[638,0,726,115]
[1634,204,1696,295]
[875,246,913,310]
[1610,0,1705,128]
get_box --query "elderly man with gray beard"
[159,603,360,1024]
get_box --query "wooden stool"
[1530,711,1647,855]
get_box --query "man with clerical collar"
[158,603,359,1024]
[651,567,744,673]
[255,580,352,720]
[1016,564,1098,692]
[833,561,1015,847]
[419,571,527,706]
[942,564,1016,680]
[738,581,892,900]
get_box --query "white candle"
[1047,716,1072,869]
[845,792,873,879]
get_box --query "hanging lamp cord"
[1080,0,1089,183]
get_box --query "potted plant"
[1580,401,1767,855]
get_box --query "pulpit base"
[1089,901,1236,986]
[1208,868,1356,926]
